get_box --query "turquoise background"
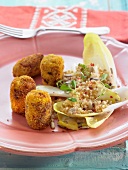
[0,0,128,11]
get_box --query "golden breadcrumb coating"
[13,53,43,77]
[25,90,52,130]
[40,54,64,86]
[10,75,36,115]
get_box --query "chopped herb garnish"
[79,63,88,71]
[104,83,111,89]
[78,63,91,78]
[56,80,63,88]
[60,84,72,91]
[81,72,87,80]
[78,63,86,69]
[101,73,108,81]
[81,74,86,80]
[68,97,77,102]
[71,80,76,89]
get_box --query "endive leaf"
[96,82,121,103]
[85,110,113,128]
[57,113,78,130]
[83,33,117,88]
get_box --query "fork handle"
[38,26,110,35]
[39,26,80,32]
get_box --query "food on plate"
[36,85,69,97]
[57,112,88,130]
[54,80,121,117]
[51,33,128,130]
[54,76,128,129]
[13,53,43,77]
[83,33,117,88]
[10,75,36,115]
[53,66,119,130]
[25,89,52,130]
[9,33,128,131]
[40,54,64,86]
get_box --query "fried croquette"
[13,53,44,77]
[40,54,64,86]
[25,90,52,130]
[10,75,36,115]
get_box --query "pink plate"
[0,32,128,156]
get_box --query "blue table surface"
[0,0,128,169]
[0,0,128,11]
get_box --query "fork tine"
[0,28,22,35]
[0,24,22,32]
[0,29,22,37]
[1,30,22,36]
[0,24,23,36]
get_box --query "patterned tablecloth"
[0,0,128,169]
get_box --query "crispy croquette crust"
[40,54,64,86]
[25,90,52,130]
[13,53,44,77]
[10,75,36,115]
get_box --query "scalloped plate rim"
[0,32,128,156]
